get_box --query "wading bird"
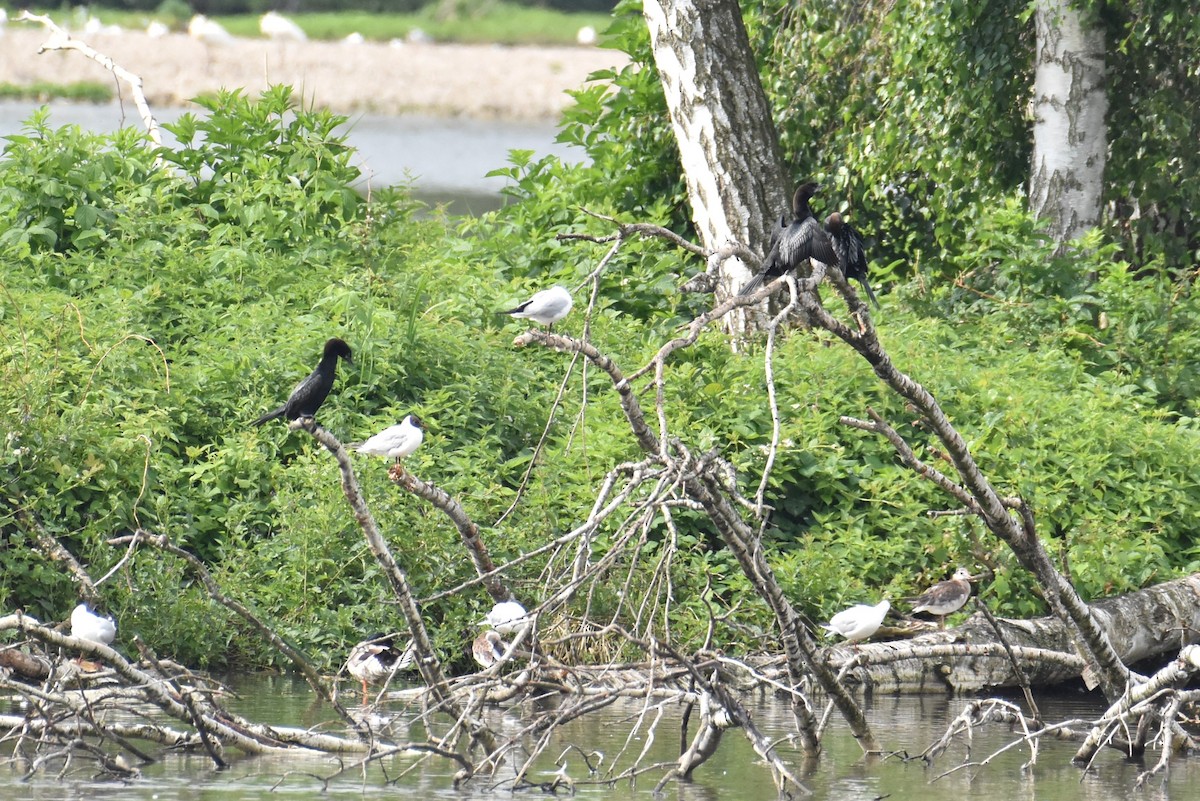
[909,568,975,629]
[820,599,890,644]
[253,338,353,426]
[346,634,415,704]
[825,212,879,307]
[500,285,573,330]
[739,183,838,296]
[260,11,306,42]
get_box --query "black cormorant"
[739,183,838,296]
[253,337,353,426]
[825,212,879,307]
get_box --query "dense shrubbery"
[1,0,1198,671]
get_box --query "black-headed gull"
[820,599,890,643]
[500,285,573,329]
[351,414,424,463]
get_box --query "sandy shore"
[1,27,626,120]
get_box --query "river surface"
[0,100,584,214]
[3,673,1195,800]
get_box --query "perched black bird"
[825,212,879,307]
[253,337,353,426]
[739,182,838,296]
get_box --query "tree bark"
[643,0,788,332]
[1029,0,1107,250]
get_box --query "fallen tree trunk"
[828,573,1200,693]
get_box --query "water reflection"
[2,673,1193,800]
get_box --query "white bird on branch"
[350,414,424,469]
[479,600,531,635]
[499,285,573,330]
[70,603,116,645]
[70,602,116,671]
[820,599,890,643]
[260,11,306,42]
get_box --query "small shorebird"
[909,568,976,629]
[472,630,510,670]
[346,634,415,703]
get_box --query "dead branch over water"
[4,30,1200,798]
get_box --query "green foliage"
[3,0,1200,673]
[160,87,363,251]
[0,110,171,253]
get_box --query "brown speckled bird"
[908,567,975,629]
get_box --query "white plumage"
[188,15,234,46]
[820,599,889,643]
[70,603,116,646]
[500,285,573,328]
[260,11,306,42]
[351,414,424,462]
[479,600,530,635]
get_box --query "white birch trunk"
[1029,0,1107,250]
[643,0,787,333]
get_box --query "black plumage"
[740,183,838,296]
[253,337,353,426]
[825,212,879,307]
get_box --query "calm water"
[0,100,585,214]
[4,674,1194,800]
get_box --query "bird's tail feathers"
[252,407,286,426]
[738,274,765,297]
[858,278,880,308]
[498,302,530,316]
